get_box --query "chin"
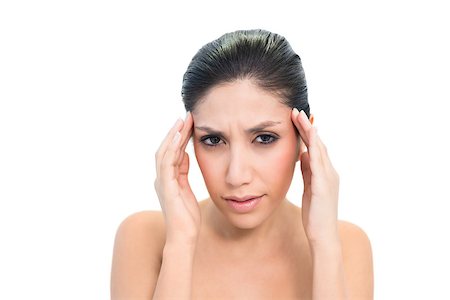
[214,193,286,229]
[220,203,275,231]
[227,214,263,230]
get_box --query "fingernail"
[293,108,299,118]
[300,110,309,122]
[185,111,190,120]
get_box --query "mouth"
[223,195,264,202]
[223,195,264,213]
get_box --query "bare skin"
[111,202,372,299]
[111,80,373,299]
[192,198,313,299]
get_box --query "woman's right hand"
[154,111,201,246]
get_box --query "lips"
[223,195,263,202]
[224,195,264,213]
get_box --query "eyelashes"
[201,136,223,147]
[200,134,279,148]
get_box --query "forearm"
[152,242,196,300]
[310,239,348,300]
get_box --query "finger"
[301,121,332,170]
[292,108,315,148]
[297,111,332,174]
[291,108,309,148]
[297,109,314,147]
[306,126,325,176]
[291,108,324,175]
[159,125,184,190]
[156,118,184,177]
[314,133,337,173]
[299,138,307,159]
[177,112,194,166]
[178,152,190,188]
[178,152,198,215]
[315,132,328,164]
[291,109,305,161]
[300,151,312,188]
[180,112,193,149]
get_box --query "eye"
[201,135,224,147]
[255,134,278,145]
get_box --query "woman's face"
[192,79,300,229]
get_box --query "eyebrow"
[195,121,282,136]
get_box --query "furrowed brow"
[195,121,282,136]
[194,126,224,136]
[246,121,282,133]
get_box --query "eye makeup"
[199,134,279,147]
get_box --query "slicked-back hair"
[181,29,310,118]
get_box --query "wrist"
[305,223,339,246]
[308,235,342,255]
[165,231,199,247]
[164,239,198,255]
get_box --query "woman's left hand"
[291,108,340,247]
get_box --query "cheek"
[193,144,222,189]
[261,140,297,182]
[253,138,298,200]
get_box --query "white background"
[1,0,449,299]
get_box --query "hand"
[154,112,201,246]
[291,108,340,247]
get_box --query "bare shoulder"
[338,220,371,248]
[338,220,374,299]
[115,210,166,242]
[111,210,166,300]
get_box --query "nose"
[225,146,253,187]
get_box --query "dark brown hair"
[181,29,310,118]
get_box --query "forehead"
[193,80,289,122]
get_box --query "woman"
[111,29,373,299]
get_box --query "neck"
[205,197,293,249]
